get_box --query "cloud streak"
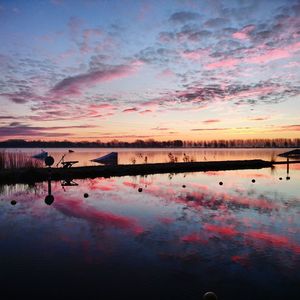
[51,61,143,97]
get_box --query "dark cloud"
[89,54,111,70]
[158,31,175,43]
[122,107,138,113]
[96,135,160,139]
[151,127,169,131]
[9,122,22,126]
[0,115,17,119]
[203,119,220,124]
[136,47,177,64]
[0,91,35,104]
[169,11,201,23]
[204,17,229,28]
[161,81,300,107]
[0,124,93,138]
[249,117,268,121]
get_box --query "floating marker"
[182,185,186,188]
[203,291,218,300]
[286,176,290,180]
[138,188,143,192]
[11,200,17,205]
[45,156,54,167]
[279,177,282,180]
[44,195,54,205]
[84,193,89,198]
[252,179,256,183]
[219,181,223,186]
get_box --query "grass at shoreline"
[0,151,44,170]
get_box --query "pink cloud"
[232,25,255,40]
[247,48,290,64]
[205,58,239,69]
[157,69,175,78]
[232,32,248,40]
[245,41,300,65]
[51,61,143,97]
[223,85,276,101]
[205,41,300,70]
[279,124,300,131]
[181,49,208,60]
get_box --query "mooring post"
[44,156,55,205]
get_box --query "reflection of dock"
[1,159,297,184]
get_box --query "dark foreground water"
[0,163,299,299]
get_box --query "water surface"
[4,147,293,166]
[0,161,299,299]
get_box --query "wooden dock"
[0,159,276,184]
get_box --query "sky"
[0,0,300,142]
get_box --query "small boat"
[91,152,118,165]
[32,150,48,160]
[278,149,300,158]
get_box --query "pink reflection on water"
[181,233,208,244]
[85,178,116,191]
[245,230,300,254]
[231,255,250,267]
[204,223,238,237]
[54,195,144,235]
[158,217,175,225]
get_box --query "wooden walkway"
[0,159,281,184]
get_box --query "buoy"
[219,182,223,186]
[84,193,89,198]
[44,195,54,205]
[182,185,186,188]
[45,156,54,167]
[279,177,282,180]
[252,179,256,183]
[138,188,143,192]
[286,176,290,180]
[11,200,17,205]
[203,291,218,300]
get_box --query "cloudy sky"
[0,0,299,141]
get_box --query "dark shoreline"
[0,159,281,185]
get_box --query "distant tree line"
[0,138,299,148]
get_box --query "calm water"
[4,147,294,166]
[0,150,299,299]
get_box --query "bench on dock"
[61,161,79,168]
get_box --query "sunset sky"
[0,0,299,141]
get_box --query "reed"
[0,152,5,169]
[0,151,43,169]
[270,152,277,163]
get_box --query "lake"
[0,149,299,299]
[4,147,293,166]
